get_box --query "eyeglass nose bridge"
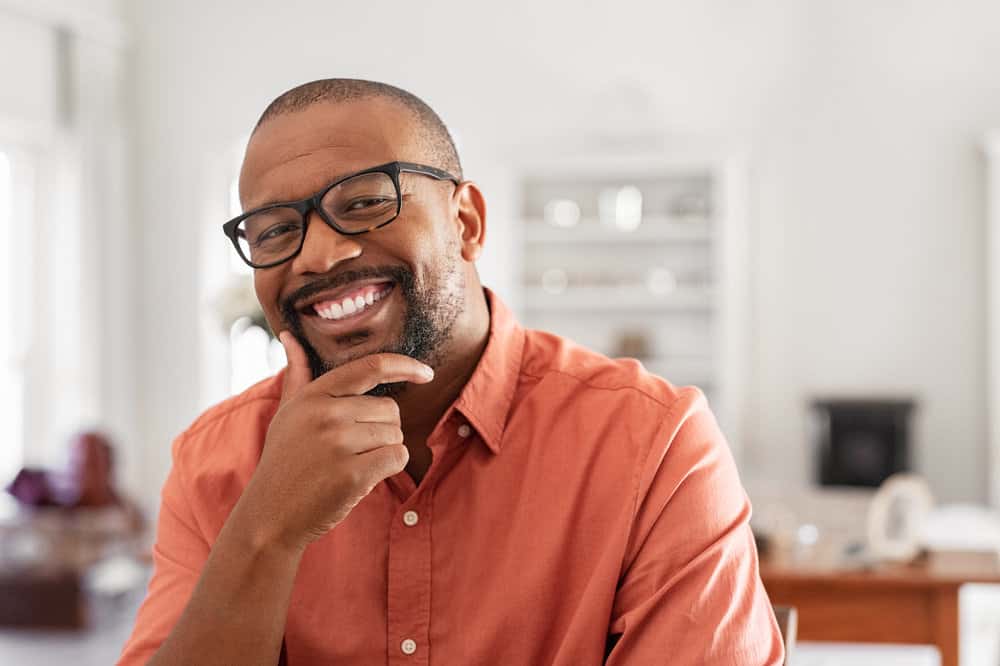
[287,199,365,270]
[289,194,347,237]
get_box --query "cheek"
[253,272,285,325]
[404,198,460,254]
[378,207,445,265]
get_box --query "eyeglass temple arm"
[397,162,460,184]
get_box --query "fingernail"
[421,365,435,380]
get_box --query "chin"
[308,328,404,375]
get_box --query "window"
[224,175,285,395]
[200,144,286,407]
[0,148,32,482]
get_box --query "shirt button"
[402,510,419,527]
[457,424,471,438]
[401,638,417,655]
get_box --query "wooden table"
[760,549,1000,666]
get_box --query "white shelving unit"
[515,150,749,458]
[523,286,714,312]
[523,216,715,244]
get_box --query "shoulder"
[519,327,700,418]
[513,327,717,471]
[160,372,285,541]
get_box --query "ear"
[453,181,487,262]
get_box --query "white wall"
[122,0,1000,507]
[0,11,56,131]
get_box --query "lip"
[294,278,396,313]
[301,282,397,337]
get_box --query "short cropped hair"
[254,78,463,179]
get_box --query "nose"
[289,210,363,275]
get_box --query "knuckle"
[323,401,349,424]
[316,410,340,432]
[328,428,352,452]
[384,443,409,470]
[380,397,401,420]
[363,354,385,374]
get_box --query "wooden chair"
[772,605,797,665]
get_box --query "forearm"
[148,497,304,666]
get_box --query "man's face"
[239,99,470,392]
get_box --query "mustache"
[279,265,413,323]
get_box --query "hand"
[240,331,434,552]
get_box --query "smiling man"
[119,79,784,665]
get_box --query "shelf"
[523,217,713,244]
[517,155,745,451]
[523,286,713,312]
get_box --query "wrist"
[227,492,307,561]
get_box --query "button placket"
[387,498,432,665]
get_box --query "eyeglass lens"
[235,171,399,266]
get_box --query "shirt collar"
[451,288,525,455]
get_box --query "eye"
[255,222,301,245]
[346,196,393,211]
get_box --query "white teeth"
[314,284,392,320]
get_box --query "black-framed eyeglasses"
[222,161,460,269]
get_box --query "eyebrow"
[243,165,362,212]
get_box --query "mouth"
[296,280,397,337]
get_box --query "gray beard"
[280,262,464,397]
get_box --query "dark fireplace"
[810,398,916,488]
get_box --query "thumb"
[278,331,312,403]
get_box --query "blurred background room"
[2,0,1000,664]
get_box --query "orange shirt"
[119,289,783,665]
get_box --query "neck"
[396,289,491,442]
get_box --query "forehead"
[239,98,424,210]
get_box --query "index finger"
[305,353,435,398]
[278,331,313,405]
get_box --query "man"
[119,79,784,665]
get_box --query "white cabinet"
[515,152,749,457]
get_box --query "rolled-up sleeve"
[606,389,784,665]
[118,435,209,666]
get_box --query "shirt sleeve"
[605,389,785,665]
[117,434,210,666]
